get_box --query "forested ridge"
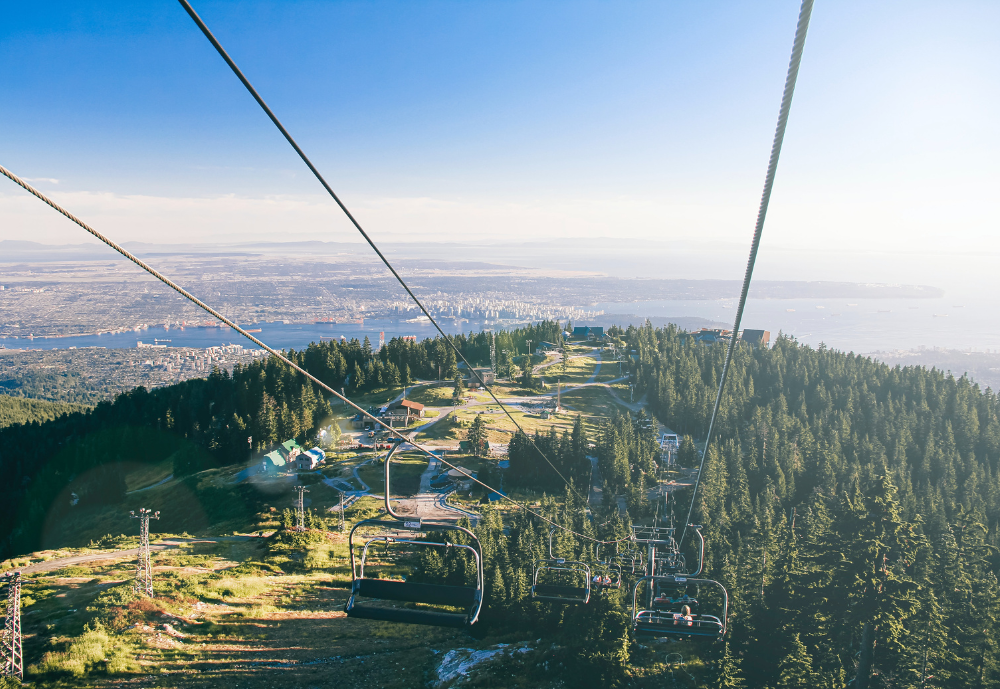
[0,394,87,429]
[0,322,561,560]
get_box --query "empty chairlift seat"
[345,441,484,627]
[345,519,484,627]
[531,527,591,604]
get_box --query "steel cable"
[0,163,624,547]
[680,0,814,547]
[176,0,592,508]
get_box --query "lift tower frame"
[295,485,309,531]
[130,508,160,597]
[1,570,22,681]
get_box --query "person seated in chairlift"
[593,574,603,585]
[602,575,613,586]
[672,605,693,626]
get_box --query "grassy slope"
[0,393,88,429]
[9,521,714,688]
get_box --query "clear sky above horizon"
[2,1,999,293]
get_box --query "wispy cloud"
[20,177,59,184]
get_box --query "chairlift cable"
[679,0,814,548]
[0,164,623,547]
[176,0,592,509]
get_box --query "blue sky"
[2,1,999,290]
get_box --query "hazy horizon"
[3,1,1000,302]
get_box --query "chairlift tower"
[490,332,497,376]
[1,570,22,681]
[130,508,160,597]
[295,486,309,531]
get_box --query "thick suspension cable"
[176,0,590,508]
[680,0,814,547]
[0,164,622,547]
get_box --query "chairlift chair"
[630,525,726,641]
[631,575,726,641]
[345,441,485,627]
[592,543,623,591]
[615,544,645,576]
[531,527,591,604]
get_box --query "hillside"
[0,393,87,428]
[3,326,1000,687]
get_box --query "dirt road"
[15,536,252,576]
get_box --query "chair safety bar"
[634,611,725,639]
[346,518,484,627]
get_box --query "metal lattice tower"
[490,332,496,376]
[1,570,23,681]
[295,486,309,531]
[130,508,160,597]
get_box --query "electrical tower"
[490,332,496,376]
[1,571,22,681]
[295,486,309,531]
[130,508,160,597]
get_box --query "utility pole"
[248,434,253,466]
[1,570,22,681]
[338,491,345,530]
[525,340,532,361]
[295,486,309,531]
[130,508,160,597]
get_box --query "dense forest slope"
[0,393,87,428]
[624,323,1000,686]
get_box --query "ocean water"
[4,295,998,354]
[595,295,1000,353]
[0,319,490,352]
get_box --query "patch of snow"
[435,643,531,687]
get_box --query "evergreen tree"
[468,413,487,457]
[776,634,814,688]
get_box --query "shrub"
[207,575,274,601]
[31,624,138,678]
[85,584,142,632]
